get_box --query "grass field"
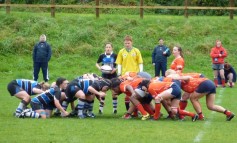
[0,11,236,143]
[0,81,236,143]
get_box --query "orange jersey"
[170,57,185,72]
[181,78,208,93]
[148,82,173,98]
[180,73,202,78]
[120,72,138,81]
[151,77,173,82]
[119,78,143,96]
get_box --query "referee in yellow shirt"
[116,35,143,76]
[115,35,144,112]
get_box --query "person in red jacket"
[210,40,228,87]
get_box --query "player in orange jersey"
[170,46,185,73]
[114,71,152,113]
[111,77,152,120]
[137,79,198,121]
[181,77,235,121]
[165,69,206,119]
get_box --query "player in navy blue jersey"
[63,78,111,118]
[7,79,50,117]
[96,42,118,114]
[27,77,69,119]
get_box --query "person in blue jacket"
[218,62,236,87]
[152,38,171,77]
[33,34,52,82]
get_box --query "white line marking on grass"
[193,88,224,143]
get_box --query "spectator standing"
[210,40,227,87]
[152,38,171,77]
[33,34,52,82]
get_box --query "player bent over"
[21,77,69,119]
[63,78,111,119]
[136,79,198,121]
[7,79,49,117]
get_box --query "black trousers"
[154,62,167,77]
[33,62,49,82]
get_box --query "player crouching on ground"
[62,78,111,119]
[166,71,235,121]
[7,79,50,118]
[21,77,70,119]
[136,79,199,121]
[111,77,154,120]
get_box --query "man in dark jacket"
[152,38,171,77]
[33,34,52,82]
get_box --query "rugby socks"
[198,112,205,120]
[179,100,188,110]
[214,78,218,87]
[83,101,89,115]
[87,100,94,115]
[179,101,188,119]
[229,82,233,87]
[99,97,105,113]
[16,100,27,115]
[125,97,130,111]
[154,103,161,120]
[178,109,195,117]
[25,111,41,118]
[224,110,231,116]
[77,99,86,117]
[136,103,147,116]
[112,97,118,114]
[221,78,226,87]
[61,101,68,111]
[143,104,154,115]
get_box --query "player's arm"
[54,97,69,116]
[32,87,44,94]
[88,86,106,98]
[125,85,136,96]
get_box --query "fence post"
[51,0,55,17]
[96,0,99,18]
[140,0,144,19]
[6,0,10,14]
[184,0,188,18]
[229,0,234,20]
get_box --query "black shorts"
[141,94,153,104]
[65,84,81,103]
[7,80,23,96]
[195,80,216,95]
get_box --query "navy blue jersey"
[97,53,117,69]
[16,79,40,95]
[77,79,95,95]
[31,86,61,106]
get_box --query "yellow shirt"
[116,47,143,75]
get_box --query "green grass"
[0,85,236,143]
[0,11,237,143]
